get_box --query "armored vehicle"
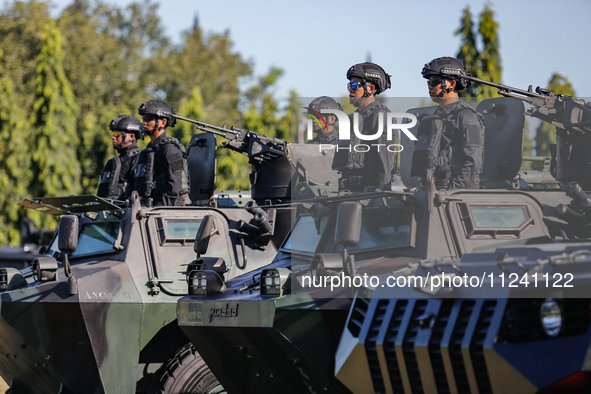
[177,84,591,393]
[0,123,338,393]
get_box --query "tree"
[173,87,207,148]
[534,73,575,161]
[454,3,502,98]
[154,22,251,126]
[455,6,479,97]
[58,0,165,192]
[0,1,54,109]
[0,63,32,245]
[478,4,502,98]
[29,19,81,227]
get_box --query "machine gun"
[155,110,287,164]
[440,68,591,134]
[439,69,591,189]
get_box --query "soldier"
[135,100,191,206]
[97,115,142,200]
[421,56,484,189]
[332,62,395,192]
[305,96,343,145]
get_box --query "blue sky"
[50,0,591,101]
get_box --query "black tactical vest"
[411,102,484,182]
[135,137,190,203]
[332,104,390,171]
[97,147,140,200]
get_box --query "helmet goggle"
[112,131,123,137]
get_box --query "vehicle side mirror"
[194,215,214,255]
[58,215,79,253]
[335,202,362,247]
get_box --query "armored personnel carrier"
[0,123,338,393]
[177,85,591,393]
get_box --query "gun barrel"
[439,67,552,101]
[155,110,240,139]
[463,75,543,99]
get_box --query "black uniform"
[97,142,141,200]
[308,130,338,145]
[332,101,396,191]
[135,132,190,206]
[434,99,484,189]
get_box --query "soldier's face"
[142,115,167,134]
[428,77,444,101]
[112,132,123,148]
[348,77,366,101]
[112,132,134,148]
[142,115,157,131]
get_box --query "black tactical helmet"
[306,96,343,115]
[421,57,471,91]
[138,100,177,128]
[109,115,143,140]
[346,62,392,95]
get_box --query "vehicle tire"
[148,343,226,394]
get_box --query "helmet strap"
[438,78,450,97]
[114,132,128,149]
[144,118,166,135]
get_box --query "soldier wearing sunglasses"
[97,115,142,200]
[421,57,484,189]
[332,62,394,192]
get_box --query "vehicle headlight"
[540,298,562,337]
[260,268,298,297]
[33,256,59,282]
[188,270,225,297]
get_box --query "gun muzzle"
[254,212,273,234]
[566,182,591,211]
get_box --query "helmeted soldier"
[97,115,142,200]
[332,62,395,192]
[305,96,343,145]
[420,56,485,189]
[135,100,191,206]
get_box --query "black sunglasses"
[142,115,157,122]
[427,78,445,87]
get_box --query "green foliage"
[29,19,81,228]
[0,73,32,245]
[0,1,54,108]
[455,6,479,97]
[152,24,250,125]
[534,73,575,162]
[478,4,502,97]
[521,120,534,170]
[173,87,206,147]
[455,3,502,98]
[217,67,287,191]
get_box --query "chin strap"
[143,116,167,135]
[144,126,166,136]
[114,132,128,149]
[439,78,452,97]
[351,82,373,107]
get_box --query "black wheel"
[148,343,225,394]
